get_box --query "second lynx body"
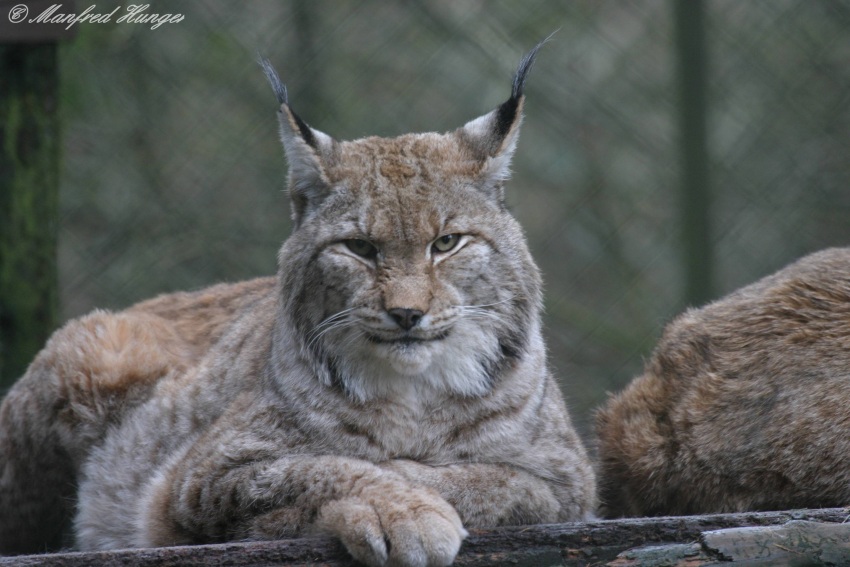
[596,248,850,517]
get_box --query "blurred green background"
[3,1,850,441]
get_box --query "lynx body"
[596,248,850,517]
[0,44,595,566]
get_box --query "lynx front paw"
[318,487,466,567]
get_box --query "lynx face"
[268,67,542,402]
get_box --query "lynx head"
[262,43,548,402]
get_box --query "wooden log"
[703,520,850,565]
[611,519,850,566]
[2,508,849,566]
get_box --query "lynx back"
[596,248,850,517]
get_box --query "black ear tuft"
[492,32,557,142]
[258,55,288,105]
[258,56,319,150]
[511,31,557,101]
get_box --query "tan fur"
[0,47,595,566]
[596,247,850,517]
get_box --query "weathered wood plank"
[703,520,850,565]
[611,519,850,566]
[2,508,848,566]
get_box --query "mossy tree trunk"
[673,0,713,308]
[0,43,60,391]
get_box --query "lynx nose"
[388,308,424,331]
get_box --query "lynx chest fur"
[0,43,595,567]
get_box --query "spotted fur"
[0,43,595,566]
[596,247,850,518]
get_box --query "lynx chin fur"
[0,41,595,566]
[596,247,850,518]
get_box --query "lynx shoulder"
[596,247,850,517]
[0,42,595,567]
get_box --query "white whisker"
[306,307,359,350]
[307,320,355,351]
[467,310,507,323]
[456,295,515,327]
[462,295,516,310]
[313,307,357,331]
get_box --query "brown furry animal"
[0,42,596,566]
[596,247,850,518]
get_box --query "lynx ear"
[458,38,549,203]
[260,57,336,227]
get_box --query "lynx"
[596,247,850,518]
[0,42,596,566]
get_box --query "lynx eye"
[432,234,461,253]
[344,239,378,259]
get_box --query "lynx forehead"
[1,40,595,567]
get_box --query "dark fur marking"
[290,110,318,150]
[493,97,520,143]
[447,402,525,445]
[325,356,346,392]
[340,420,381,448]
[474,326,527,391]
[291,281,342,391]
[499,333,523,360]
[477,354,500,390]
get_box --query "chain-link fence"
[48,0,850,437]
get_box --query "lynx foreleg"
[140,454,465,567]
[382,459,593,526]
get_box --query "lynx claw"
[382,508,466,567]
[319,498,388,566]
[318,491,466,567]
